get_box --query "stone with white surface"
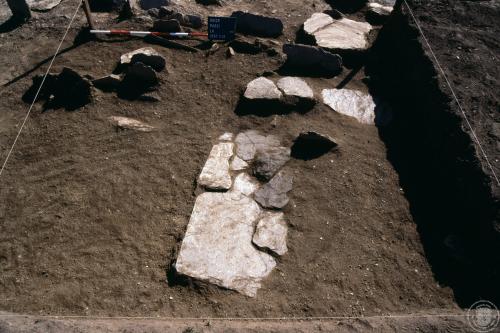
[232,173,260,196]
[277,77,314,100]
[231,156,249,171]
[304,13,373,51]
[109,116,154,132]
[28,0,61,11]
[322,88,376,124]
[120,47,166,71]
[243,77,282,100]
[218,132,234,141]
[198,142,234,190]
[253,212,288,256]
[175,191,276,297]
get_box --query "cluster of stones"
[175,131,293,297]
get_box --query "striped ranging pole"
[90,30,209,38]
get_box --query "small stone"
[28,0,62,11]
[232,173,260,196]
[230,156,249,171]
[109,116,154,132]
[92,74,122,92]
[226,47,236,58]
[291,131,338,160]
[231,11,283,38]
[138,91,161,102]
[153,19,182,33]
[244,77,282,100]
[218,132,234,141]
[366,3,393,24]
[253,212,288,255]
[252,146,291,181]
[254,170,293,209]
[120,47,166,72]
[229,38,263,55]
[322,88,376,124]
[283,44,342,75]
[198,142,234,190]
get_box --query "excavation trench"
[366,5,500,306]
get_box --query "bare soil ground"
[0,0,494,323]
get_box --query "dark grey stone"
[231,11,283,38]
[283,43,342,75]
[254,170,293,209]
[252,146,291,181]
[153,19,181,32]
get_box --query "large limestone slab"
[198,142,234,190]
[322,88,376,124]
[176,191,276,297]
[244,77,282,100]
[253,212,288,256]
[277,77,314,100]
[304,13,373,51]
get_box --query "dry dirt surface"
[0,0,497,329]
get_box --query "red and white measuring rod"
[90,29,208,38]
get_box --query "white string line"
[0,0,83,179]
[0,313,476,321]
[403,0,499,186]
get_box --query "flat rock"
[231,156,249,171]
[244,77,282,100]
[92,74,122,92]
[254,170,293,209]
[304,13,373,51]
[252,146,291,181]
[291,131,338,160]
[366,2,394,23]
[283,44,342,75]
[253,212,288,256]
[233,173,260,196]
[322,88,376,124]
[198,142,234,190]
[231,11,283,38]
[28,0,61,11]
[218,132,234,141]
[109,116,154,132]
[277,77,314,100]
[120,47,166,71]
[234,130,282,162]
[175,191,276,297]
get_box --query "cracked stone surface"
[253,211,288,256]
[304,13,373,51]
[175,191,276,297]
[322,88,376,124]
[234,130,282,162]
[243,77,282,100]
[198,142,234,190]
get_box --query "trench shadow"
[366,12,500,307]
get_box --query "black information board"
[208,16,237,41]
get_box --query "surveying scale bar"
[90,30,209,38]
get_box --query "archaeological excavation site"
[0,0,498,331]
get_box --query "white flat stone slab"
[198,142,234,190]
[218,132,234,141]
[244,77,282,100]
[277,77,314,100]
[233,173,260,196]
[108,116,154,132]
[322,88,376,124]
[28,0,62,11]
[176,191,276,297]
[304,13,373,51]
[253,212,288,256]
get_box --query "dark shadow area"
[3,27,95,87]
[277,63,341,79]
[325,0,367,14]
[291,132,338,160]
[336,64,363,89]
[366,8,500,306]
[235,96,314,117]
[0,16,26,33]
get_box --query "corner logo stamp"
[467,300,499,332]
